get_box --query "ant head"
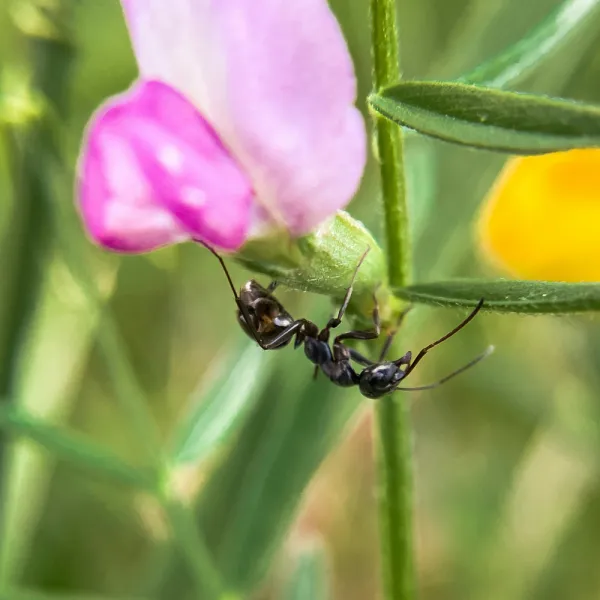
[358,362,406,399]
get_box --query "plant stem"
[0,128,51,589]
[373,400,414,600]
[370,0,415,599]
[162,500,225,599]
[370,0,411,288]
[0,2,75,587]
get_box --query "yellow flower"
[478,149,600,282]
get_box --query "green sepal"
[236,211,403,326]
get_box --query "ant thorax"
[304,337,359,387]
[303,337,333,366]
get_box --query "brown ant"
[201,243,493,397]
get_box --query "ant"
[201,243,493,397]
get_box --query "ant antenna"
[197,240,240,303]
[395,345,494,392]
[400,298,485,379]
[198,240,266,348]
[322,246,371,334]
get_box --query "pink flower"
[77,0,367,252]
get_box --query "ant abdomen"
[236,280,295,348]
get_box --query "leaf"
[368,81,600,154]
[283,542,330,600]
[170,340,275,465]
[405,136,438,243]
[198,364,360,594]
[0,406,157,491]
[461,0,600,88]
[393,280,600,314]
[158,311,363,597]
[0,255,119,584]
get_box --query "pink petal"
[119,0,366,236]
[78,80,253,252]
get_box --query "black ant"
[201,243,493,397]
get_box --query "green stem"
[370,0,410,288]
[0,126,50,590]
[0,2,75,587]
[0,132,48,413]
[370,1,415,599]
[162,500,225,600]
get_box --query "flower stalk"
[0,0,75,587]
[370,0,415,598]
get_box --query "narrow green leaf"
[0,406,157,490]
[405,137,438,243]
[159,319,362,597]
[393,280,600,314]
[171,340,275,465]
[199,372,359,594]
[160,501,225,600]
[461,0,600,88]
[283,542,330,600]
[368,81,600,154]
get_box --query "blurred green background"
[2,0,600,599]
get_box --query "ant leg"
[400,299,485,379]
[378,306,412,362]
[261,319,310,350]
[329,295,380,368]
[313,365,319,380]
[333,294,381,347]
[378,335,395,363]
[347,347,376,367]
[199,240,271,349]
[324,247,371,330]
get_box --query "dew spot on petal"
[181,186,207,208]
[105,199,184,236]
[158,144,185,174]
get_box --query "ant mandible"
[201,243,493,397]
